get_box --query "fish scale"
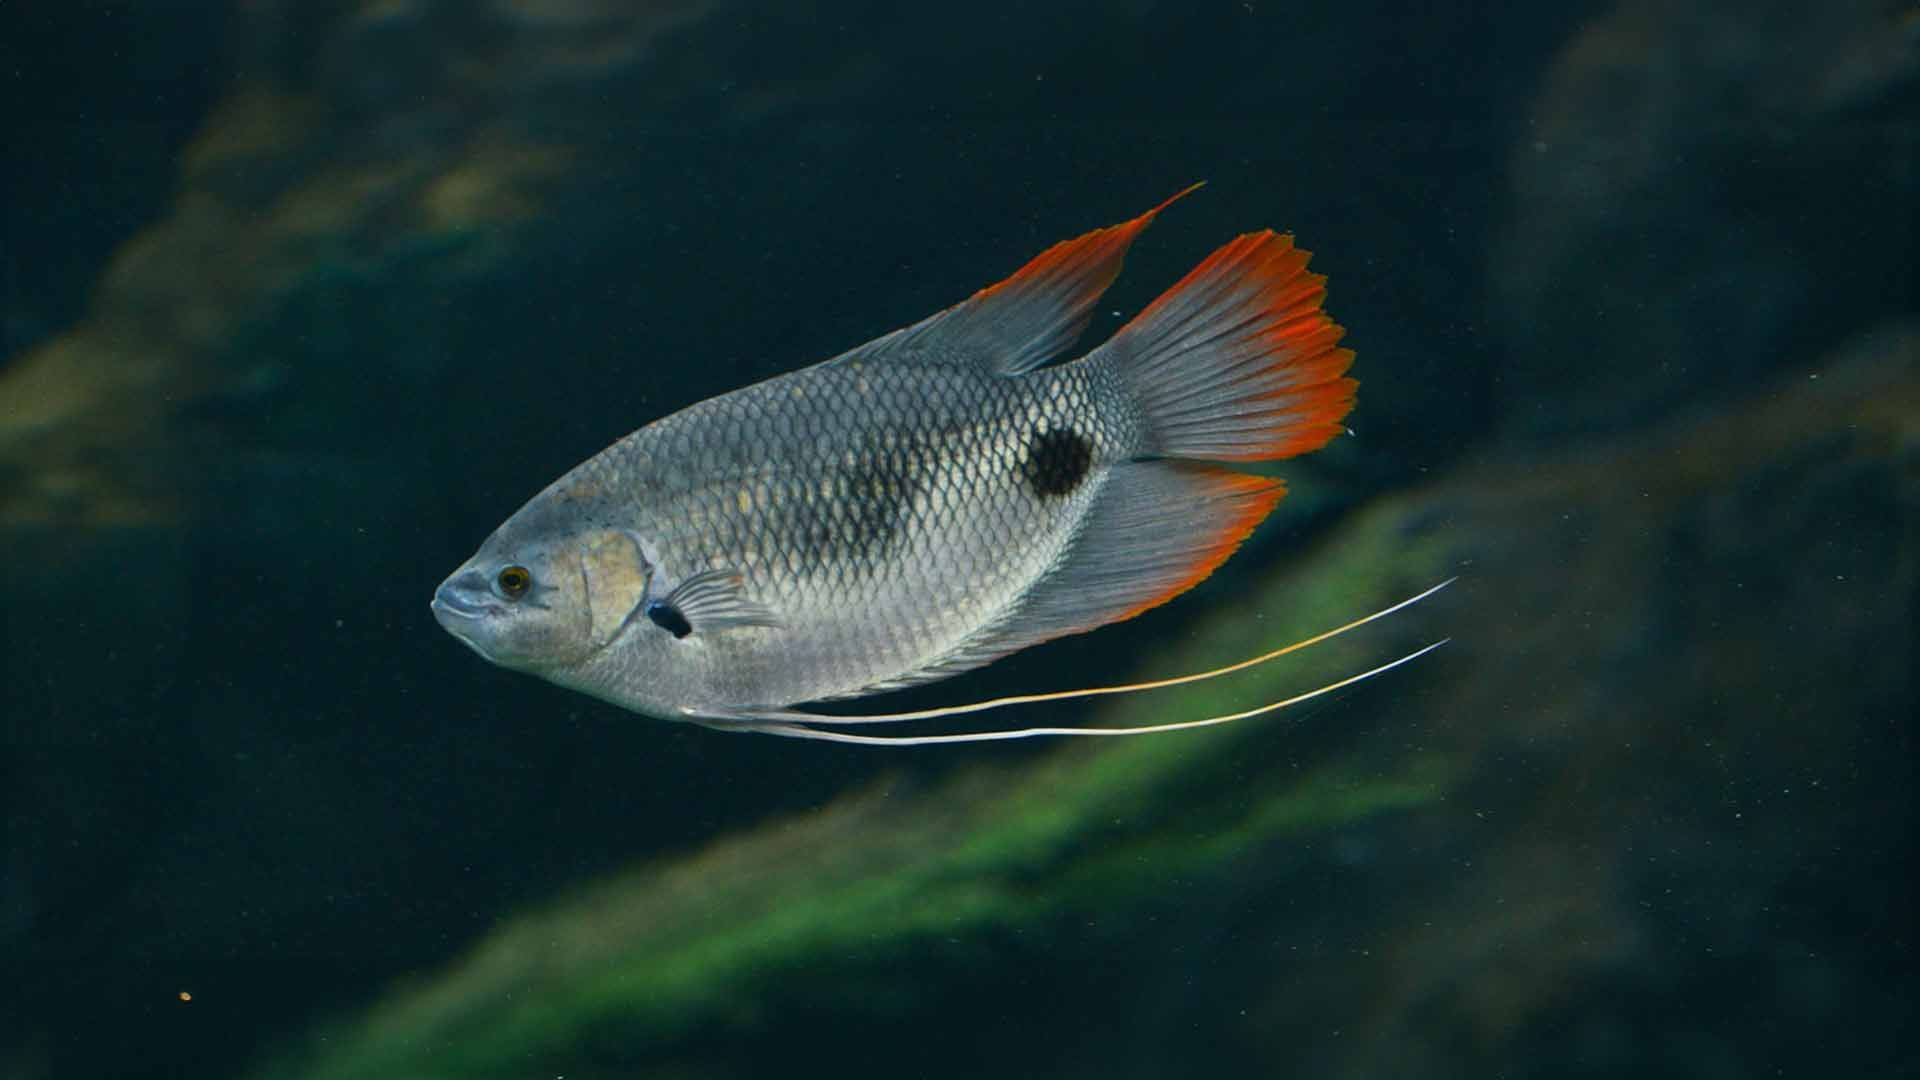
[595,358,1122,708]
[432,188,1360,732]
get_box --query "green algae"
[255,501,1458,1080]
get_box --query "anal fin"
[857,460,1283,691]
[1014,459,1284,636]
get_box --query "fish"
[432,187,1448,745]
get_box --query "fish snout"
[431,567,500,634]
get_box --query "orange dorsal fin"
[832,184,1203,375]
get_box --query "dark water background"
[2,3,1913,1078]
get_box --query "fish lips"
[430,571,503,642]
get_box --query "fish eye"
[496,565,532,599]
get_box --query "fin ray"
[831,184,1202,376]
[710,578,1455,726]
[701,640,1449,745]
[664,569,782,634]
[825,459,1283,696]
[1100,230,1356,461]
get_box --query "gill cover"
[579,530,653,649]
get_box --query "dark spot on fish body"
[1023,427,1094,498]
[647,600,693,639]
[785,445,922,576]
[838,449,919,561]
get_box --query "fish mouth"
[431,576,501,630]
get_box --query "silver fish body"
[434,190,1357,726]
[533,355,1129,713]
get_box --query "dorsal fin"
[831,184,1203,376]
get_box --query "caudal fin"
[1098,231,1356,461]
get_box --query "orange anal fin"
[854,460,1284,693]
[1097,463,1285,627]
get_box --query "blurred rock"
[1291,322,1916,1078]
[0,1,720,536]
[0,2,229,375]
[1493,0,1917,437]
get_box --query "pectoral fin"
[655,569,782,638]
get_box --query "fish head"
[432,510,656,679]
